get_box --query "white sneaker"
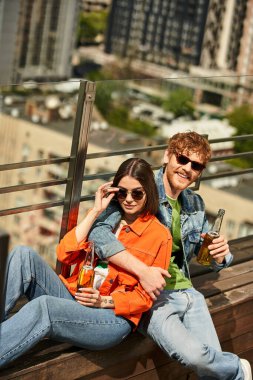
[240,359,252,380]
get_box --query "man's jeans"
[0,246,132,367]
[138,288,244,380]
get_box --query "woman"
[0,158,172,368]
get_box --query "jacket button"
[125,227,130,233]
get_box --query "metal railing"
[0,79,253,313]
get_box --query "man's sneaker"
[240,359,252,380]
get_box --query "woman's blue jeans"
[138,288,244,380]
[0,246,132,367]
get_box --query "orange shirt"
[57,214,172,327]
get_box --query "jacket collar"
[126,214,156,237]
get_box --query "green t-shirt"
[165,195,192,290]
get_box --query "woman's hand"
[93,182,119,216]
[75,288,114,308]
[75,182,118,243]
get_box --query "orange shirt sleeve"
[56,227,89,266]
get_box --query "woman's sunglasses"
[116,187,145,201]
[176,154,206,172]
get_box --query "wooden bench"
[1,235,253,380]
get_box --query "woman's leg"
[0,295,132,368]
[4,245,73,318]
[138,289,244,380]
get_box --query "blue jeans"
[138,288,244,380]
[0,246,132,367]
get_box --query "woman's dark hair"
[112,158,158,216]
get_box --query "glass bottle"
[197,209,225,266]
[77,241,95,290]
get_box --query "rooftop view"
[0,1,253,379]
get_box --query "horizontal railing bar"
[0,135,252,173]
[201,168,253,181]
[0,199,65,217]
[2,167,251,216]
[0,157,70,172]
[1,153,252,195]
[85,136,253,161]
[82,165,162,182]
[208,134,253,143]
[80,168,253,202]
[0,178,67,195]
[210,151,253,162]
[86,144,166,160]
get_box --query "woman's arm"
[57,182,118,265]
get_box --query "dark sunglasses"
[176,154,206,171]
[116,187,145,201]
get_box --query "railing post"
[0,229,10,322]
[56,80,96,276]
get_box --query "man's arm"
[107,250,169,299]
[88,203,170,300]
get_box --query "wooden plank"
[210,297,253,326]
[221,331,253,356]
[192,260,253,297]
[215,312,253,342]
[207,283,253,312]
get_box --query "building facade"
[0,0,79,85]
[105,0,209,70]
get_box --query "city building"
[81,0,111,12]
[200,1,247,71]
[0,0,79,85]
[105,0,209,70]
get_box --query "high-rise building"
[236,0,253,104]
[200,0,247,71]
[105,0,210,71]
[0,0,79,85]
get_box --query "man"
[89,131,252,379]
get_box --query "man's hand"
[201,233,230,264]
[138,266,170,300]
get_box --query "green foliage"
[163,88,195,118]
[226,105,253,167]
[78,11,108,44]
[94,82,155,137]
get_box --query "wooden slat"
[192,260,253,297]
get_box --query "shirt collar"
[125,214,156,236]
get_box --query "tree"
[226,105,253,167]
[78,11,108,45]
[163,88,195,118]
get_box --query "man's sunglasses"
[116,187,145,201]
[176,154,206,172]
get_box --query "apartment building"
[0,0,79,85]
[105,0,209,70]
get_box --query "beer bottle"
[197,209,225,266]
[77,241,95,291]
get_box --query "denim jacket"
[89,167,233,279]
